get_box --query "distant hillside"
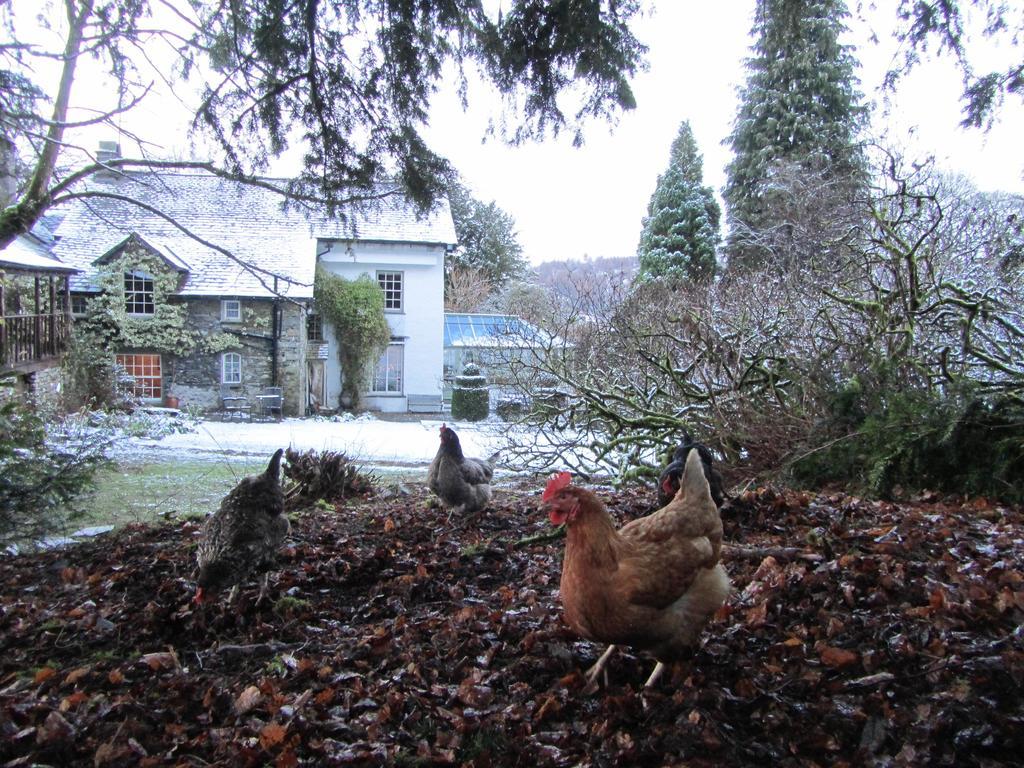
[532,256,638,309]
[533,255,638,285]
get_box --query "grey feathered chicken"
[194,448,289,604]
[428,424,494,517]
[657,432,726,508]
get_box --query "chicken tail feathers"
[265,448,284,484]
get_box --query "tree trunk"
[0,0,92,249]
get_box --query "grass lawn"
[75,454,429,530]
[78,456,271,528]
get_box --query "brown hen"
[544,449,730,687]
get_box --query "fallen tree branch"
[208,641,297,658]
[722,543,823,562]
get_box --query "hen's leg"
[227,585,239,605]
[445,504,465,526]
[644,661,667,688]
[256,572,271,605]
[585,644,618,686]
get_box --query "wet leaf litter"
[1,480,1021,766]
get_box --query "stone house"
[50,170,456,416]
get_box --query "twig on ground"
[513,525,566,549]
[208,641,297,658]
[722,543,822,562]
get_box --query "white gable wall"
[318,240,445,412]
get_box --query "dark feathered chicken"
[427,424,494,517]
[657,432,726,508]
[195,448,289,604]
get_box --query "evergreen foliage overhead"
[0,0,647,249]
[636,120,720,283]
[724,0,868,271]
[891,0,1024,129]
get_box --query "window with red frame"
[115,353,162,400]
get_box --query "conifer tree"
[724,0,867,271]
[636,121,720,283]
[447,181,527,290]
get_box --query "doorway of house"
[307,359,326,413]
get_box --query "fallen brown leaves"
[1,481,1022,766]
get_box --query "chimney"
[95,141,122,181]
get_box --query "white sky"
[30,1,1024,266]
[421,2,1024,265]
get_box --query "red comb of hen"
[542,471,572,501]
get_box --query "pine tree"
[724,0,867,272]
[447,181,527,290]
[636,121,720,283]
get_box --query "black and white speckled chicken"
[427,424,494,518]
[194,448,289,605]
[657,432,726,508]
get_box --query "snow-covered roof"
[0,231,78,274]
[444,313,557,349]
[52,172,457,299]
[95,233,192,273]
[314,189,458,246]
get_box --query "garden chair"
[256,386,283,421]
[220,386,252,421]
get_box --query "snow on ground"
[116,414,504,467]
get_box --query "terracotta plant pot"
[164,395,180,409]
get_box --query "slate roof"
[51,172,457,299]
[95,233,193,273]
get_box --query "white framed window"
[222,352,242,384]
[377,271,403,312]
[124,270,155,315]
[369,343,403,394]
[70,294,89,317]
[222,299,241,322]
[306,312,323,342]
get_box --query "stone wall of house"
[278,302,307,416]
[0,364,63,416]
[165,298,309,416]
[31,365,64,416]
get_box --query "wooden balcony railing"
[0,312,71,372]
